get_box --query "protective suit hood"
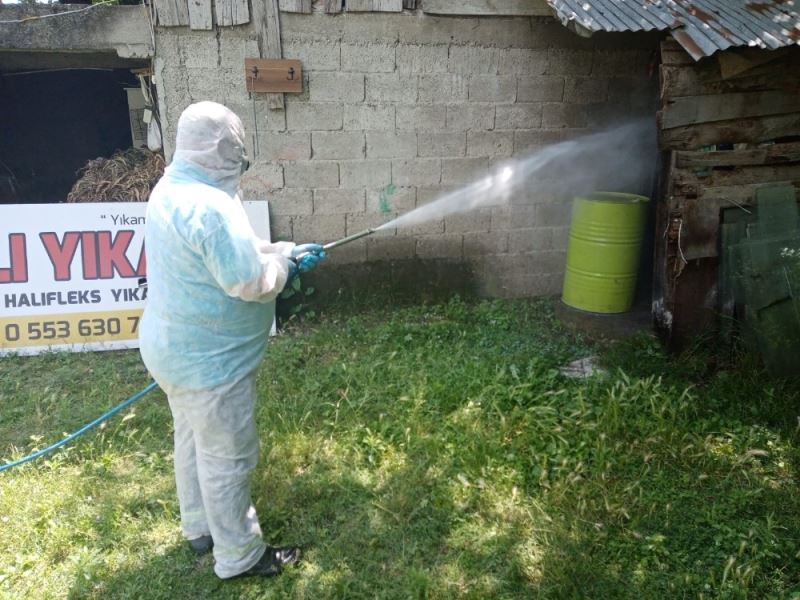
[169,101,247,196]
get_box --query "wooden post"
[251,0,285,110]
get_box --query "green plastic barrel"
[562,192,649,314]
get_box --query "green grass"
[1,298,799,599]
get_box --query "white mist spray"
[375,120,657,232]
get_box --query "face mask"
[241,156,251,175]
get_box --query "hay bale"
[67,148,165,203]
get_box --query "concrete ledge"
[0,5,153,59]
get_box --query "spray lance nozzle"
[291,228,377,264]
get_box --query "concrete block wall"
[154,13,658,299]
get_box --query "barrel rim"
[575,192,649,205]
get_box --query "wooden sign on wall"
[245,58,303,93]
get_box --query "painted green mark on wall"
[379,183,396,215]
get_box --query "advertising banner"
[0,202,270,356]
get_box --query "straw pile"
[67,148,165,203]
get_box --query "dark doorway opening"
[0,67,141,204]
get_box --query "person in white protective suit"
[139,101,324,579]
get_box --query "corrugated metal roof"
[546,0,800,60]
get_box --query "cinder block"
[419,74,468,104]
[283,161,339,188]
[508,228,553,253]
[347,212,396,234]
[309,72,365,102]
[325,241,367,265]
[535,200,572,226]
[270,215,293,241]
[416,234,464,259]
[397,105,446,131]
[228,100,287,134]
[312,131,365,159]
[468,75,517,103]
[366,74,418,104]
[445,104,495,131]
[397,16,533,48]
[392,158,441,186]
[417,132,466,158]
[592,49,652,77]
[293,214,346,241]
[542,103,589,129]
[366,236,416,261]
[339,159,392,188]
[517,76,565,102]
[441,157,489,185]
[366,132,417,159]
[178,35,219,69]
[491,204,536,231]
[546,49,593,76]
[445,209,492,233]
[564,77,610,104]
[282,39,341,71]
[281,13,345,43]
[403,218,444,236]
[367,186,416,213]
[528,250,567,275]
[501,48,548,76]
[396,43,448,73]
[496,104,543,130]
[240,162,284,195]
[313,188,366,215]
[341,13,401,44]
[264,188,313,216]
[286,102,343,131]
[218,36,260,70]
[514,129,587,155]
[259,132,311,161]
[463,231,509,256]
[467,131,514,158]
[342,42,396,73]
[551,225,571,250]
[448,46,500,75]
[344,104,396,131]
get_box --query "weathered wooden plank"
[215,0,249,26]
[659,65,796,99]
[347,0,402,11]
[674,164,800,190]
[278,0,312,12]
[675,142,800,169]
[324,0,343,12]
[188,0,213,30]
[422,0,551,16]
[251,0,285,109]
[661,38,693,67]
[659,113,800,150]
[154,0,189,26]
[403,0,417,8]
[662,91,800,130]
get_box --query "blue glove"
[290,243,326,273]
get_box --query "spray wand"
[292,228,377,264]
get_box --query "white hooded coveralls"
[139,102,294,578]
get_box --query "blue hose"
[0,381,159,473]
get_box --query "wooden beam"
[278,0,312,12]
[422,0,552,15]
[216,0,249,26]
[346,0,402,11]
[252,0,285,109]
[188,0,213,30]
[659,113,800,150]
[660,65,800,99]
[403,0,417,8]
[154,0,189,26]
[662,91,800,130]
[324,0,342,12]
[675,142,800,169]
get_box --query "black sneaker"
[236,545,301,578]
[188,535,214,555]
